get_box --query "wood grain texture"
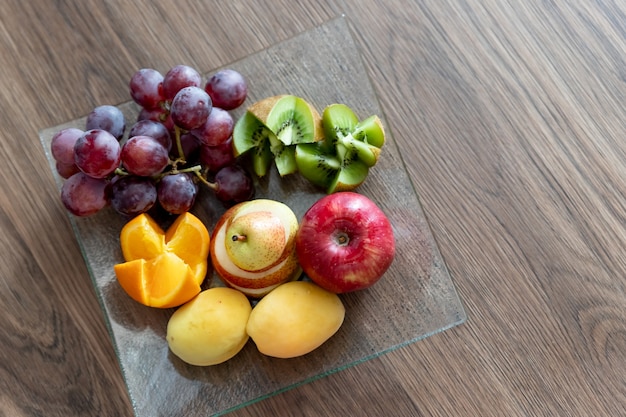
[1,0,625,416]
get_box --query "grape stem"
[191,169,218,191]
[173,125,186,163]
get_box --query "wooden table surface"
[2,1,625,416]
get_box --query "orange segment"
[114,259,148,305]
[113,253,201,309]
[145,253,201,308]
[120,213,165,262]
[164,212,211,285]
[165,211,210,266]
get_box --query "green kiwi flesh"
[269,134,297,176]
[265,95,320,146]
[322,103,358,145]
[353,115,385,148]
[295,142,341,188]
[321,104,385,167]
[232,110,274,177]
[327,158,369,194]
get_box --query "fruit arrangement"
[47,63,397,366]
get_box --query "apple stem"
[336,232,349,246]
[231,234,247,242]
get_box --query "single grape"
[205,69,247,110]
[61,172,109,216]
[199,136,235,172]
[137,107,174,132]
[170,86,212,130]
[163,65,202,100]
[74,129,121,179]
[121,136,170,177]
[172,132,201,163]
[212,165,254,205]
[85,105,126,140]
[129,68,165,110]
[56,161,80,179]
[157,173,198,214]
[110,175,157,217]
[191,107,234,146]
[51,127,84,165]
[128,119,172,151]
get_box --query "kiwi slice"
[322,103,359,145]
[296,103,386,193]
[233,95,323,177]
[327,158,369,194]
[269,134,297,176]
[250,95,324,146]
[353,115,385,148]
[322,104,386,168]
[295,142,342,187]
[232,111,274,177]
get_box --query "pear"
[225,211,286,272]
[210,199,302,298]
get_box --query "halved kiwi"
[232,95,323,177]
[295,103,386,193]
[322,104,386,168]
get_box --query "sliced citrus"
[114,258,149,305]
[119,213,165,262]
[165,211,210,265]
[116,212,211,308]
[114,252,201,308]
[145,252,201,308]
[164,212,210,285]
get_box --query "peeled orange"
[114,212,210,308]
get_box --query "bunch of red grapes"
[50,65,254,218]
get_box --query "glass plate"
[39,15,466,417]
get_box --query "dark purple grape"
[85,105,126,140]
[170,86,212,130]
[56,161,80,179]
[128,119,172,151]
[199,136,235,172]
[129,68,165,110]
[61,172,109,216]
[157,173,198,214]
[110,175,157,217]
[163,65,202,100]
[205,69,247,110]
[213,165,254,205]
[74,129,121,179]
[121,136,169,177]
[171,132,202,163]
[51,127,84,165]
[191,107,234,146]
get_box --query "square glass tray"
[39,16,466,417]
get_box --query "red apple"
[295,192,395,293]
